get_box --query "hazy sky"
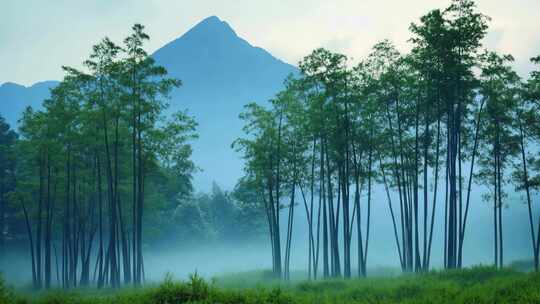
[1,0,539,86]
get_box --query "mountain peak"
[199,15,223,25]
[183,15,238,41]
[152,15,296,80]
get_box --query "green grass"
[1,274,16,304]
[3,267,540,303]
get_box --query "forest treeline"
[0,25,264,290]
[234,0,540,280]
[162,182,266,245]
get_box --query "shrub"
[0,273,15,304]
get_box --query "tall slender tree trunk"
[36,152,44,289]
[266,183,276,274]
[273,111,283,278]
[342,164,351,278]
[385,98,407,272]
[518,116,538,271]
[413,96,420,272]
[313,139,323,280]
[493,142,498,267]
[459,99,485,266]
[364,141,372,276]
[136,121,144,284]
[63,147,71,288]
[380,157,404,269]
[131,64,139,286]
[321,139,329,278]
[497,151,503,268]
[21,197,38,289]
[326,146,340,277]
[96,153,105,288]
[322,185,329,277]
[44,158,52,289]
[422,100,429,271]
[426,88,442,270]
[284,178,296,280]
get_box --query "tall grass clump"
[0,273,16,304]
[150,272,211,304]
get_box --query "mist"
[1,179,534,287]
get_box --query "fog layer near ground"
[0,178,536,286]
[143,181,534,282]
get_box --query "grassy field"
[2,266,540,303]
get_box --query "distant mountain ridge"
[0,81,59,126]
[0,16,297,190]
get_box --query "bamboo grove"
[235,0,540,280]
[0,25,198,289]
